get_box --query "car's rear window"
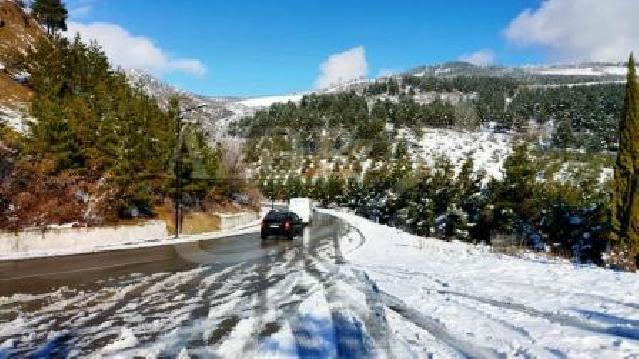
[265,211,286,220]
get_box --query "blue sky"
[64,0,638,96]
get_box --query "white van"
[288,198,314,225]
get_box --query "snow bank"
[324,209,639,357]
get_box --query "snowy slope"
[0,105,32,133]
[526,63,629,77]
[404,127,514,180]
[404,62,630,84]
[125,70,240,142]
[239,94,304,108]
[237,78,373,109]
[323,209,639,358]
[533,67,626,76]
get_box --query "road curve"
[0,213,391,358]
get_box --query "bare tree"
[219,138,246,180]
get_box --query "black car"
[261,210,304,240]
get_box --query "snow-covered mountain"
[124,71,370,141]
[405,61,632,79]
[236,78,373,109]
[236,61,631,113]
[524,62,629,76]
[125,70,251,142]
[125,69,188,110]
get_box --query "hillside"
[229,59,620,263]
[125,60,631,145]
[0,0,42,105]
[0,2,246,141]
[0,3,253,231]
[0,71,30,103]
[0,0,41,61]
[0,0,44,135]
[234,61,624,179]
[126,70,250,142]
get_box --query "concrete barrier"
[217,212,260,231]
[0,211,260,259]
[0,221,168,256]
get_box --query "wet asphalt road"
[0,212,384,358]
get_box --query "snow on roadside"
[324,209,639,357]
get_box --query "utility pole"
[173,103,206,239]
[271,178,275,210]
[174,115,182,239]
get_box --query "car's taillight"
[284,221,291,230]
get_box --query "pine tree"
[553,116,575,148]
[611,53,639,267]
[494,143,539,233]
[31,0,67,35]
[326,174,345,204]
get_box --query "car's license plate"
[269,224,280,228]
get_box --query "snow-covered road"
[325,209,639,358]
[0,213,394,358]
[1,210,638,358]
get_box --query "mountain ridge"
[404,61,631,78]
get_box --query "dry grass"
[181,212,221,235]
[0,74,31,104]
[0,1,42,60]
[491,243,574,262]
[491,244,527,257]
[0,1,41,105]
[155,205,221,235]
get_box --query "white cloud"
[458,49,495,66]
[65,22,207,77]
[67,0,96,18]
[504,0,639,62]
[315,46,368,89]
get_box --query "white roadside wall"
[0,221,168,256]
[0,211,260,259]
[217,212,260,231]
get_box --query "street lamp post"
[271,177,275,210]
[174,103,206,239]
[174,112,184,239]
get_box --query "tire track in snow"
[286,219,371,357]
[243,216,388,358]
[341,259,505,356]
[439,295,563,358]
[355,264,639,355]
[434,290,639,342]
[379,291,506,359]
